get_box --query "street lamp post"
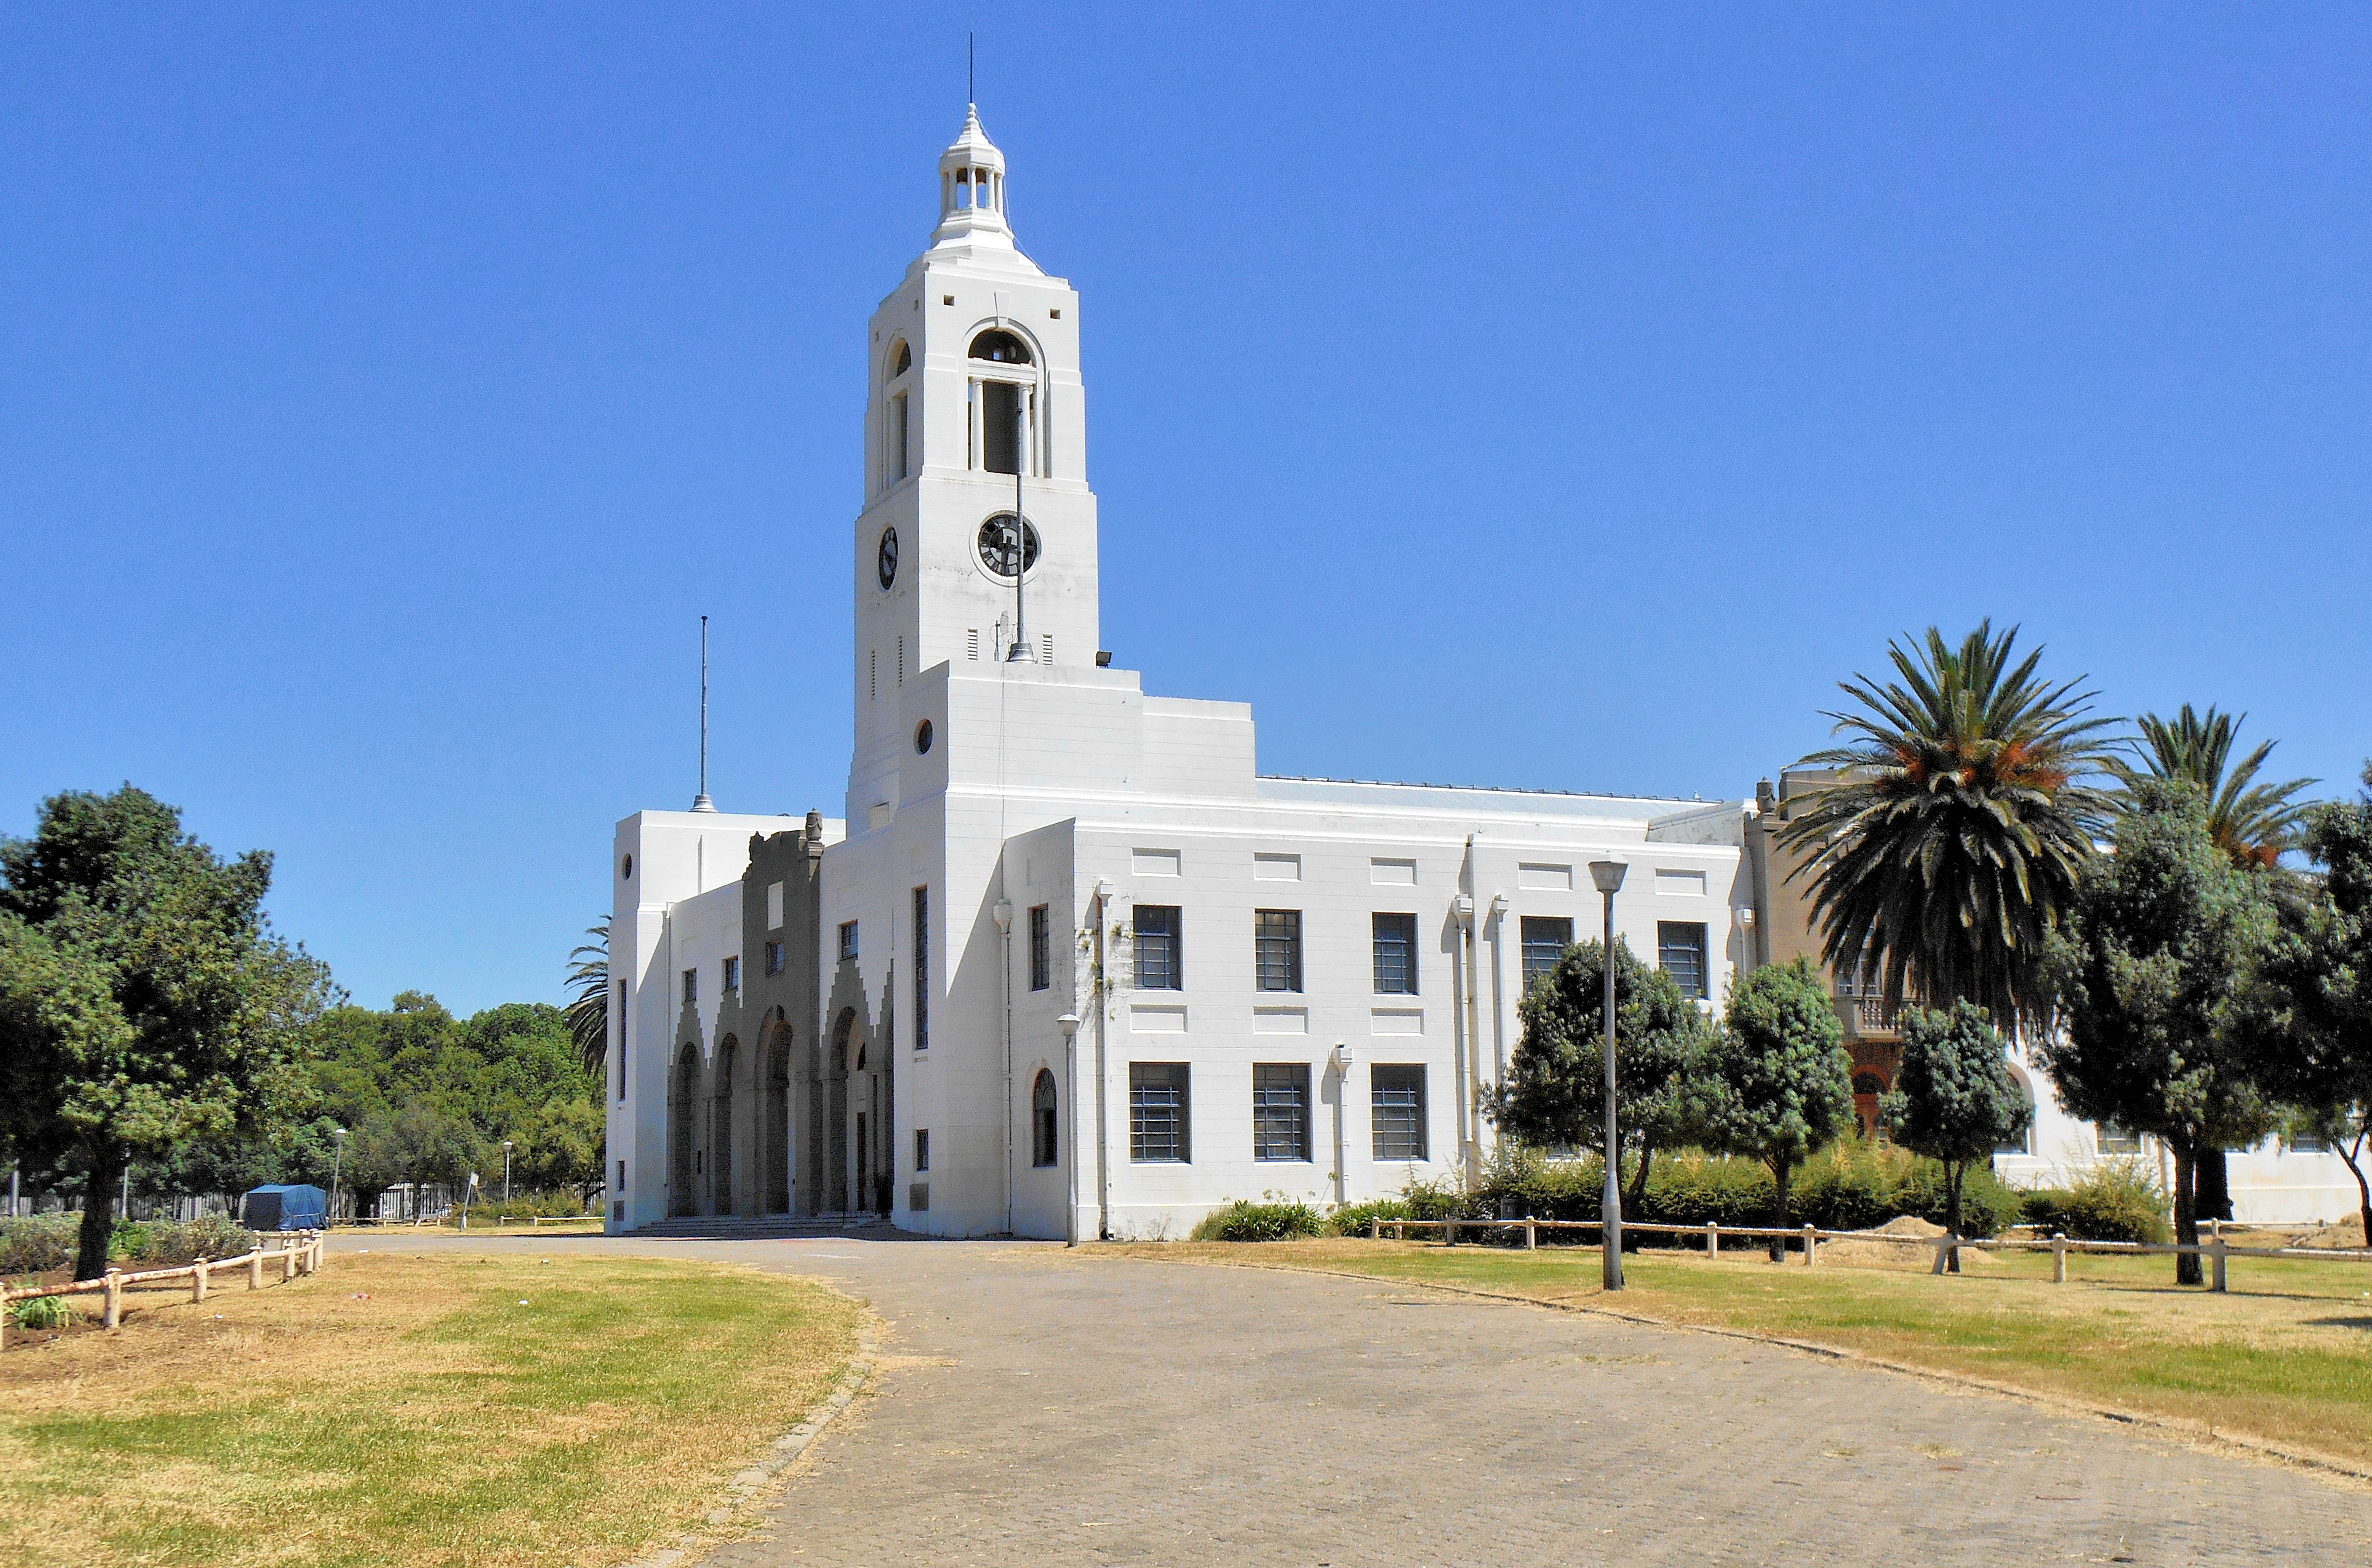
[1588,859,1629,1291]
[502,1141,514,1206]
[330,1127,348,1227]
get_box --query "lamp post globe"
[1587,860,1628,1290]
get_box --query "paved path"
[379,1236,2371,1565]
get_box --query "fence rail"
[1367,1216,2372,1292]
[2,1232,324,1347]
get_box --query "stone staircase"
[624,1213,898,1240]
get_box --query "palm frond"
[1778,620,2119,1030]
[564,918,611,1078]
[2111,704,2316,868]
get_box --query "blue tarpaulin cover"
[241,1184,326,1231]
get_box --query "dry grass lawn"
[1099,1237,2372,1470]
[0,1250,860,1568]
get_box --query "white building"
[604,109,2355,1237]
[605,109,1753,1239]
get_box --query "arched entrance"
[714,1035,739,1216]
[828,1009,856,1212]
[764,1022,792,1214]
[670,1042,700,1217]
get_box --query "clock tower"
[847,107,1103,822]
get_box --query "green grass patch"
[1108,1238,2372,1467]
[0,1250,860,1568]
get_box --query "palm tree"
[2113,705,2314,870]
[564,918,610,1079]
[1779,621,2119,1031]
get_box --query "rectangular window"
[722,955,740,992]
[2098,1121,2143,1155]
[1029,903,1051,991]
[912,887,929,1050]
[764,939,783,977]
[1130,1062,1190,1162]
[682,968,697,1005]
[891,391,910,481]
[617,1159,626,1193]
[838,921,859,961]
[914,1128,930,1172]
[1372,912,1419,995]
[1521,916,1573,991]
[1134,905,1182,990]
[1657,921,1709,1000]
[616,983,627,1101]
[766,880,784,930]
[1371,1064,1428,1162]
[1252,1063,1312,1162]
[2290,1133,2330,1154]
[1254,909,1303,992]
[982,379,1021,474]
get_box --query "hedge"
[1190,1200,1326,1242]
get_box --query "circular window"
[877,526,899,590]
[976,513,1041,578]
[621,854,633,881]
[914,719,934,755]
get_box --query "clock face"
[976,514,1041,579]
[876,527,898,589]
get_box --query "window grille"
[1372,912,1418,995]
[1254,909,1303,992]
[912,888,929,1050]
[1029,903,1051,991]
[914,1128,930,1172]
[967,628,980,661]
[1520,916,1573,990]
[1133,905,1182,990]
[1032,1071,1058,1166]
[1371,1064,1427,1162]
[722,956,739,991]
[1252,1063,1311,1162]
[1657,921,1709,1000]
[682,968,697,1005]
[1130,1062,1190,1162]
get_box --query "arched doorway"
[670,1042,700,1217]
[764,1023,792,1214]
[828,1009,856,1212]
[714,1035,739,1216]
[1032,1069,1059,1167]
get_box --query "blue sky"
[3,7,2367,1014]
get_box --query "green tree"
[565,919,610,1078]
[1881,1000,2032,1268]
[1490,938,1715,1210]
[1780,621,2117,1031]
[1704,959,1854,1259]
[2114,705,2315,871]
[2254,763,2372,1244]
[2039,781,2282,1285]
[0,786,336,1280]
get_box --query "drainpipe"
[1457,833,1481,1186]
[1093,880,1113,1239]
[995,885,1015,1237]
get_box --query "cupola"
[934,105,1011,243]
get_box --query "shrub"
[1190,1201,1324,1242]
[9,1294,71,1330]
[130,1215,259,1265]
[2021,1160,2170,1244]
[1328,1199,1413,1236]
[0,1213,81,1277]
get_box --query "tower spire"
[933,103,1013,247]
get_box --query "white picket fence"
[1369,1216,2372,1292]
[1,1231,325,1348]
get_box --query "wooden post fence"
[1,1234,325,1350]
[2052,1232,2067,1284]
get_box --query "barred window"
[1520,916,1572,990]
[1134,905,1182,990]
[1371,1064,1427,1162]
[1252,1063,1311,1162]
[1031,1070,1058,1167]
[1029,904,1051,991]
[1372,912,1418,994]
[1254,909,1303,992]
[682,968,698,1005]
[912,888,930,1050]
[1657,921,1709,1000]
[1130,1062,1190,1162]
